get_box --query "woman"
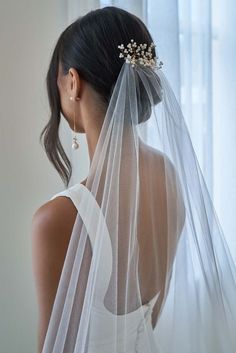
[31,6,236,353]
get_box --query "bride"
[31,6,236,353]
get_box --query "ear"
[68,68,81,99]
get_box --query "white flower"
[118,39,162,69]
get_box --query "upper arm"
[31,197,77,353]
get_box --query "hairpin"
[118,39,163,69]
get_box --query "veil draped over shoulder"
[42,41,236,353]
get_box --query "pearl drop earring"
[70,96,80,150]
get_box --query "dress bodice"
[50,183,161,353]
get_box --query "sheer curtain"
[211,0,236,262]
[178,0,213,194]
[177,0,236,261]
[66,0,236,260]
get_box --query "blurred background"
[0,0,235,352]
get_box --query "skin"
[31,64,103,353]
[56,62,106,163]
[31,63,185,353]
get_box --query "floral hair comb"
[118,39,163,69]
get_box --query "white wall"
[0,1,88,352]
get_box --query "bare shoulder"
[139,140,174,171]
[31,195,78,301]
[31,196,78,264]
[31,196,78,240]
[140,140,186,226]
[31,196,78,353]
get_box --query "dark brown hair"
[40,6,157,187]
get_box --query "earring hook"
[70,96,80,150]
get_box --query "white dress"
[50,183,161,353]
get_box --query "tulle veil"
[42,48,236,353]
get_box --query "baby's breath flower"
[117,40,163,70]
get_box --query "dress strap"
[50,183,112,308]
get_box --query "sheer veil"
[42,39,236,353]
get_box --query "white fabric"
[50,183,161,353]
[42,61,236,353]
[102,0,236,258]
